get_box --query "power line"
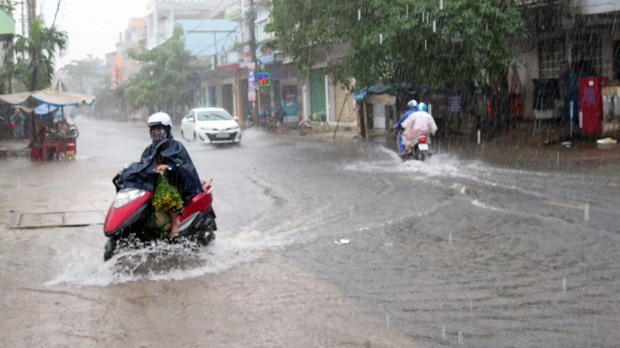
[193,30,236,56]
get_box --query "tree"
[60,56,103,93]
[1,1,19,93]
[266,0,527,92]
[0,41,23,93]
[0,0,15,12]
[122,25,198,119]
[14,18,67,90]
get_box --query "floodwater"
[0,116,619,347]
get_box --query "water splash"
[46,222,318,286]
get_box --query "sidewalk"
[0,138,30,159]
[437,120,620,170]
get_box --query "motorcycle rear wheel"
[414,147,426,161]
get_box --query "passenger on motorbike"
[392,99,418,154]
[401,102,438,157]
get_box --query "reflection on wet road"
[1,117,619,347]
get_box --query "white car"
[180,107,242,144]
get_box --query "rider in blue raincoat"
[113,112,204,237]
[393,99,418,155]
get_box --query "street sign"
[257,71,271,87]
[248,63,256,102]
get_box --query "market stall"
[0,89,94,160]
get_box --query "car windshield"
[196,110,233,121]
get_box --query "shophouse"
[511,0,620,135]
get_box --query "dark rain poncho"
[113,136,203,202]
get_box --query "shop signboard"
[248,63,256,102]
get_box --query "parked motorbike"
[401,134,432,161]
[102,175,217,262]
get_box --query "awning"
[34,103,59,115]
[0,89,95,108]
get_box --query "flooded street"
[1,117,619,347]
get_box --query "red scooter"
[401,134,432,161]
[102,180,217,261]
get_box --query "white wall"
[572,0,620,15]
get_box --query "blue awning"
[0,89,95,107]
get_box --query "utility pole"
[20,0,26,36]
[28,0,37,90]
[27,0,35,29]
[248,0,258,124]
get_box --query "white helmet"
[147,112,172,128]
[406,99,418,109]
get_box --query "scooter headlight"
[113,188,147,208]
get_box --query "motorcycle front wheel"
[103,237,117,261]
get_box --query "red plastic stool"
[30,145,44,161]
[43,142,62,160]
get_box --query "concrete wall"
[512,26,619,121]
[329,80,357,125]
[512,38,540,120]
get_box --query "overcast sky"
[19,0,149,67]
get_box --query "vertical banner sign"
[248,63,256,102]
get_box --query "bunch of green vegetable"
[152,173,183,213]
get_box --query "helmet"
[406,99,418,110]
[418,102,428,112]
[147,112,172,143]
[147,112,172,128]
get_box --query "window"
[572,33,602,75]
[539,38,565,79]
[614,41,620,80]
[209,86,217,106]
[196,109,233,121]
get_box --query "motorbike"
[102,176,217,262]
[401,134,432,161]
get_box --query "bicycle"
[298,112,331,135]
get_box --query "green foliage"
[0,39,23,93]
[0,0,15,12]
[266,0,527,91]
[1,19,67,92]
[122,25,198,115]
[14,19,67,90]
[60,56,104,93]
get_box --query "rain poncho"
[113,136,203,202]
[401,111,438,147]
